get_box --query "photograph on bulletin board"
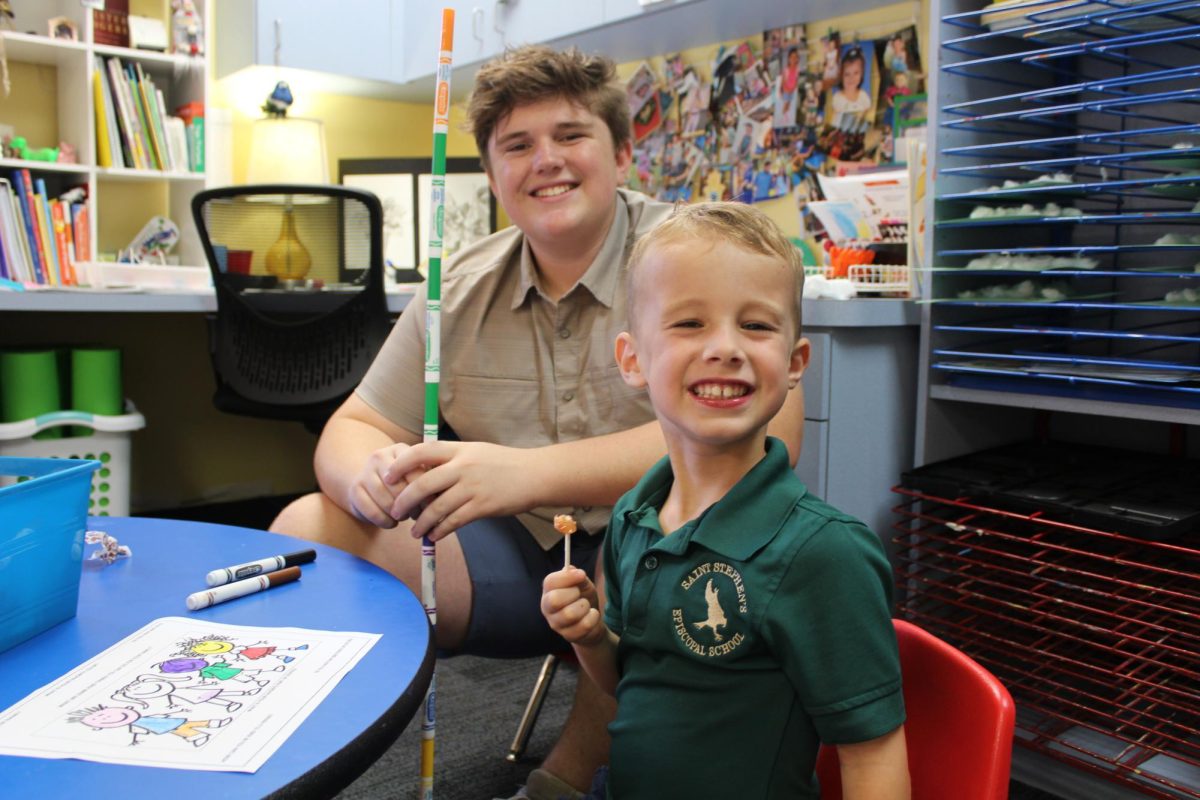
[829,41,875,123]
[875,24,925,127]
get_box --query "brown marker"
[186,566,302,611]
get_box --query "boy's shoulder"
[783,490,886,565]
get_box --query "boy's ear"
[614,331,647,389]
[788,336,811,389]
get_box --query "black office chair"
[192,184,391,434]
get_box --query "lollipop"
[555,514,578,569]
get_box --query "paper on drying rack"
[0,617,379,772]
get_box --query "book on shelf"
[175,101,205,172]
[164,116,188,173]
[105,57,143,169]
[92,68,114,169]
[13,170,45,283]
[72,203,90,264]
[50,201,77,286]
[93,2,130,48]
[132,63,167,170]
[0,175,88,287]
[33,178,62,286]
[0,180,30,283]
[0,180,12,282]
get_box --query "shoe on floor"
[495,768,586,800]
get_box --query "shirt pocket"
[588,363,655,437]
[443,374,551,447]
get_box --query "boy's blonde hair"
[466,45,631,170]
[626,202,805,333]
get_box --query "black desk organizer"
[901,440,1200,541]
[929,0,1200,412]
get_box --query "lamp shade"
[246,117,328,184]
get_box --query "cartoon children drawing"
[69,705,230,747]
[112,674,261,712]
[156,656,283,686]
[234,640,309,664]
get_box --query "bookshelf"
[0,1,210,284]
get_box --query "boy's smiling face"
[616,238,808,456]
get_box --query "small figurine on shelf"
[8,136,60,162]
[262,80,293,118]
[171,0,204,56]
[57,141,77,164]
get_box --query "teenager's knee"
[269,492,339,538]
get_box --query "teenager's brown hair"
[466,45,630,169]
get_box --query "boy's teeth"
[694,384,747,399]
[535,185,572,197]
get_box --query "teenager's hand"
[383,441,540,541]
[347,442,422,528]
[541,567,605,646]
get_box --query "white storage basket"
[0,402,146,516]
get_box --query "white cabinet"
[216,0,395,84]
[398,0,606,84]
[0,2,210,279]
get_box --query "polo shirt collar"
[623,437,804,561]
[510,191,630,310]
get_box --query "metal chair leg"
[507,653,561,763]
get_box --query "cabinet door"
[255,0,394,83]
[400,0,606,82]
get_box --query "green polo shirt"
[602,437,904,799]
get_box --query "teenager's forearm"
[524,421,667,509]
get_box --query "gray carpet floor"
[336,654,573,800]
[334,654,1068,800]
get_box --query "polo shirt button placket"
[558,328,571,339]
[643,555,658,571]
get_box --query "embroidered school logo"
[672,561,748,658]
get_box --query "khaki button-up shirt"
[357,189,673,549]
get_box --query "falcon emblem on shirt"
[693,579,728,642]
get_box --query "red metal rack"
[891,487,1200,799]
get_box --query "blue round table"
[0,517,434,798]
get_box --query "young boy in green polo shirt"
[541,202,910,798]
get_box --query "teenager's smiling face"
[485,97,632,257]
[616,239,808,456]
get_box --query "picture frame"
[339,158,497,283]
[48,17,79,41]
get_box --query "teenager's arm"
[385,382,806,541]
[314,393,422,528]
[837,725,911,800]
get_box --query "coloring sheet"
[0,617,380,772]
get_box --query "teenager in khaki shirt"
[271,45,806,799]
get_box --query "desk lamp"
[246,82,328,280]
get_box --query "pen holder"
[0,401,145,516]
[0,456,100,654]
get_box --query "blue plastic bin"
[0,456,100,654]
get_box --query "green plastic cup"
[0,349,63,439]
[70,347,123,436]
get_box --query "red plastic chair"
[816,618,1015,800]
